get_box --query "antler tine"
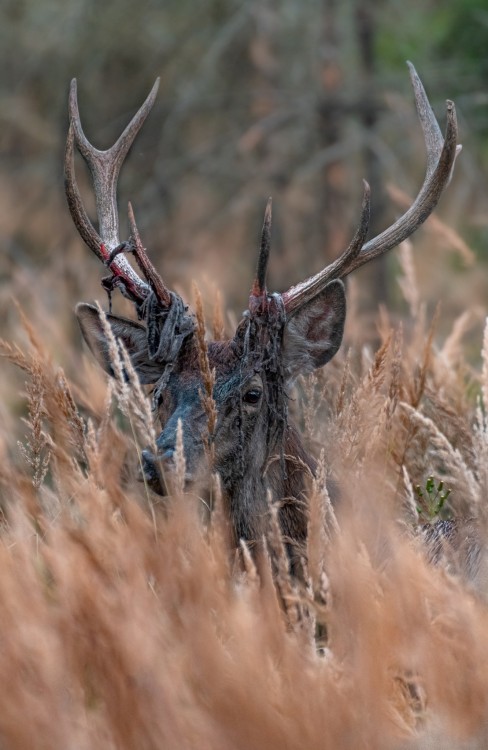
[126,202,172,307]
[65,123,106,262]
[282,63,459,315]
[250,197,272,301]
[354,62,459,266]
[65,78,160,302]
[283,181,370,314]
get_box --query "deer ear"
[76,303,162,384]
[282,279,346,379]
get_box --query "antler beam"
[282,62,460,315]
[65,78,165,305]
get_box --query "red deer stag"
[65,64,458,570]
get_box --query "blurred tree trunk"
[318,0,388,304]
[355,0,389,304]
[319,0,349,262]
[247,1,285,265]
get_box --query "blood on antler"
[64,77,171,310]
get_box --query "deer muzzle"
[140,448,174,495]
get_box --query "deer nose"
[156,430,177,458]
[140,447,178,495]
[140,449,167,495]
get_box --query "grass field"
[0,237,488,749]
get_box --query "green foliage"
[415,476,451,524]
[377,0,488,163]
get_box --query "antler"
[249,197,273,314]
[65,78,171,307]
[282,62,460,315]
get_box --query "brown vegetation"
[0,244,488,749]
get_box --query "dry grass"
[1,254,488,749]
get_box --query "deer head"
[66,65,459,555]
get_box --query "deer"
[65,64,459,573]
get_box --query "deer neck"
[221,423,312,548]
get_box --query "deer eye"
[242,388,262,405]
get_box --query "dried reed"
[1,253,488,748]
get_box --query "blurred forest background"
[1,0,488,373]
